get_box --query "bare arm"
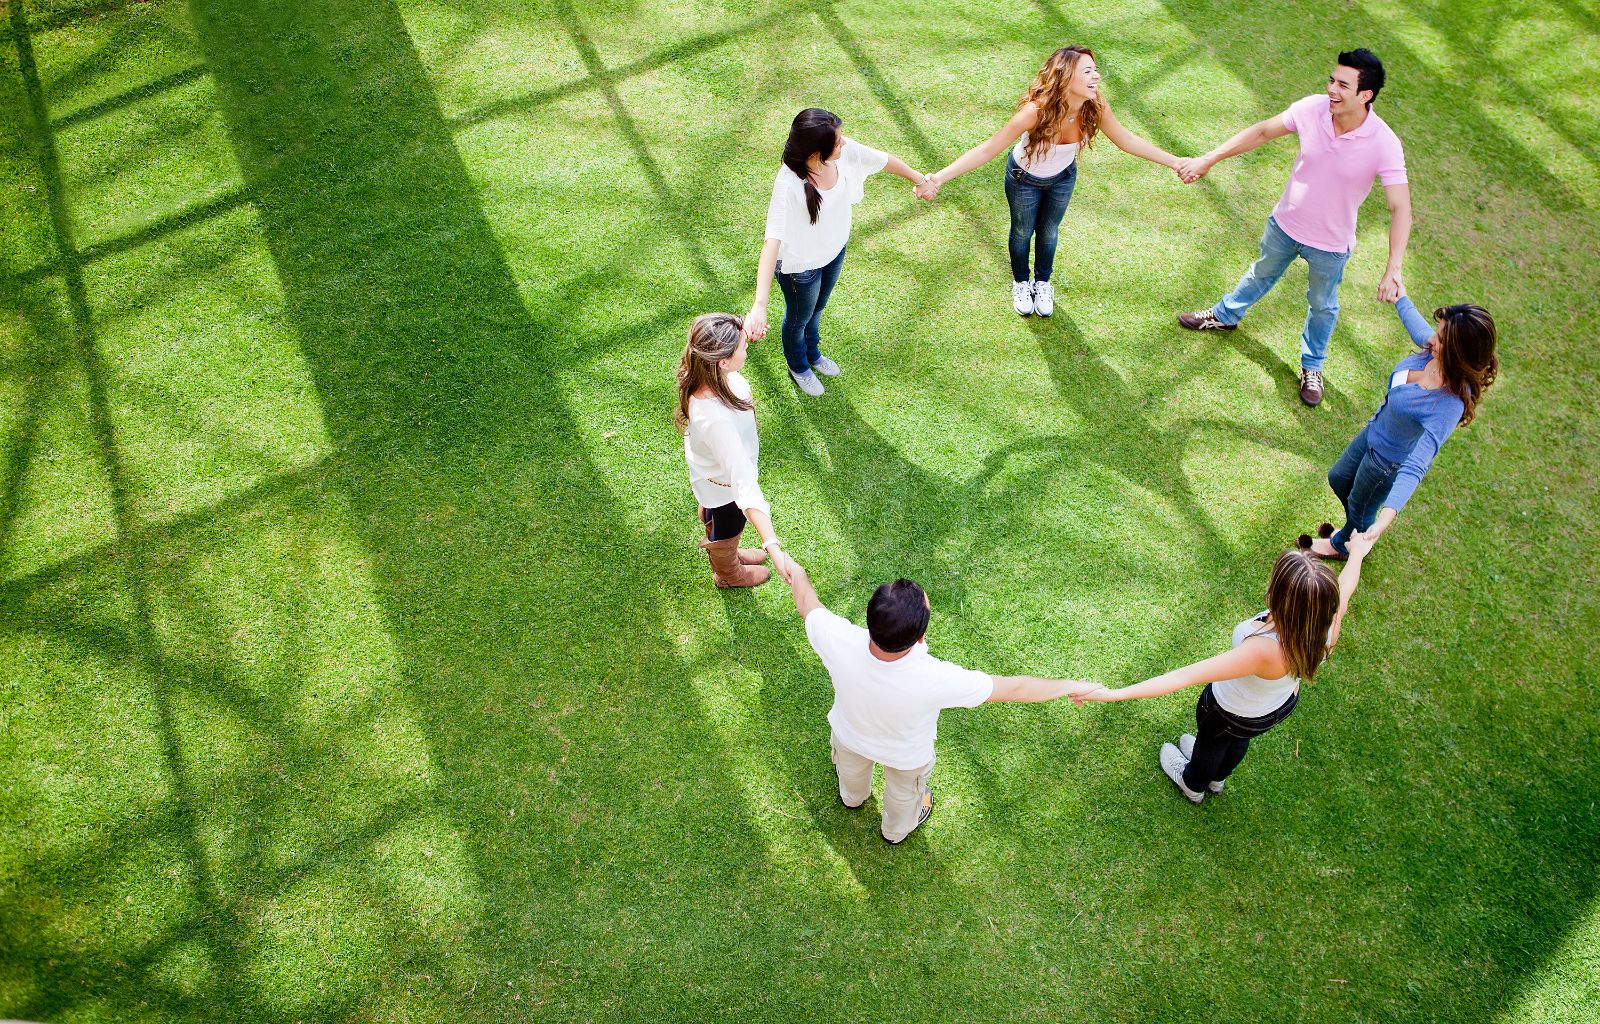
[880,153,924,185]
[744,237,782,340]
[1377,183,1411,302]
[1081,641,1279,703]
[986,675,1097,703]
[1098,101,1179,168]
[1326,532,1375,647]
[783,557,823,618]
[918,105,1036,197]
[1191,115,1293,178]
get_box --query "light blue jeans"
[1211,216,1351,372]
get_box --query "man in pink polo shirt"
[1175,49,1411,407]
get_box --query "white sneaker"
[1012,281,1035,316]
[1177,734,1224,792]
[790,368,825,396]
[1159,743,1206,804]
[1032,280,1054,317]
[811,356,841,377]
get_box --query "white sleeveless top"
[1012,131,1079,177]
[1211,613,1301,718]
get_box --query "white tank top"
[1012,131,1079,177]
[1210,613,1301,718]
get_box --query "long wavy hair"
[675,313,752,432]
[1262,550,1340,682]
[782,108,842,224]
[1432,304,1498,426]
[1020,46,1102,165]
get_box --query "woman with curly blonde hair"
[916,46,1185,317]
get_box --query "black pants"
[700,502,747,542]
[1184,683,1298,791]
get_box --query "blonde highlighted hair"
[1263,550,1340,682]
[1020,45,1102,165]
[675,313,751,432]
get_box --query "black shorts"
[701,502,747,542]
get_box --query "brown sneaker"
[1177,309,1236,331]
[1299,368,1325,406]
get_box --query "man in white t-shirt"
[784,560,1094,844]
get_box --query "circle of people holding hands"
[677,45,1500,843]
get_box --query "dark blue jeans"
[775,246,846,374]
[1184,683,1299,790]
[1003,153,1077,283]
[1327,426,1401,554]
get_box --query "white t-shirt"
[684,371,768,514]
[764,138,889,274]
[805,606,993,770]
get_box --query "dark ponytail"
[782,108,842,224]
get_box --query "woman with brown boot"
[678,312,792,588]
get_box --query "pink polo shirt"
[1272,94,1407,254]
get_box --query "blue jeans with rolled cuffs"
[1212,216,1351,371]
[775,246,847,375]
[1004,153,1077,283]
[1327,426,1401,554]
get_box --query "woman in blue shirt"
[1305,294,1498,559]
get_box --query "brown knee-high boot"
[702,536,771,588]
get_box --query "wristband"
[762,538,783,551]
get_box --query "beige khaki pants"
[830,730,934,843]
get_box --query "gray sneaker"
[1160,743,1206,804]
[811,355,841,377]
[790,368,825,396]
[1177,734,1224,792]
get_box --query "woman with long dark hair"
[1075,540,1373,802]
[678,313,792,588]
[1304,295,1498,559]
[744,108,925,396]
[914,46,1184,317]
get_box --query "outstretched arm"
[917,105,1036,198]
[1184,114,1292,180]
[986,675,1099,703]
[1327,532,1375,647]
[783,557,822,618]
[1077,641,1276,703]
[1098,101,1180,169]
[880,153,925,185]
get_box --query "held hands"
[743,303,769,341]
[1069,684,1117,706]
[769,548,797,585]
[1173,156,1210,184]
[1344,529,1378,560]
[1376,266,1404,304]
[913,173,941,201]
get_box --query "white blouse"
[684,371,768,514]
[1012,131,1079,177]
[764,138,889,273]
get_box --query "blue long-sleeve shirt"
[1364,296,1464,513]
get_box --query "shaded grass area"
[2,1,1597,1021]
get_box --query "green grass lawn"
[3,0,1598,1020]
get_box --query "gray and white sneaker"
[1012,280,1035,316]
[1177,309,1237,331]
[811,355,841,377]
[790,368,825,396]
[1177,734,1224,792]
[1159,742,1206,804]
[1032,280,1055,317]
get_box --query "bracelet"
[761,538,783,551]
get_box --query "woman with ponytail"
[1304,294,1499,560]
[1074,539,1373,802]
[914,46,1185,317]
[678,313,792,588]
[744,108,926,396]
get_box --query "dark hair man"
[1176,49,1411,407]
[784,560,1093,844]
